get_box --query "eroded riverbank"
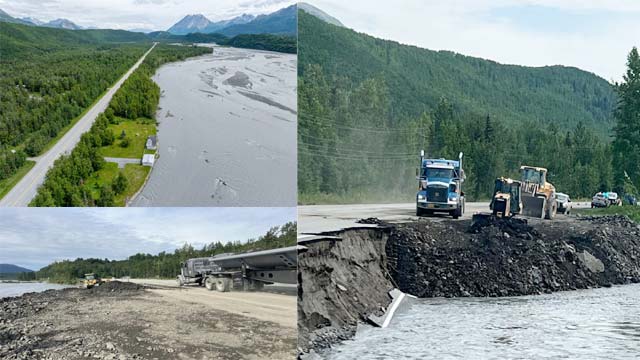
[132,45,296,206]
[298,215,640,356]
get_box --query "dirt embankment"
[1,281,296,360]
[298,215,640,355]
[297,229,395,355]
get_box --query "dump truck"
[520,165,557,219]
[490,177,522,218]
[416,151,465,219]
[177,246,298,292]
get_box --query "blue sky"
[0,207,296,270]
[307,0,640,81]
[0,0,296,31]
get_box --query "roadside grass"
[0,160,35,200]
[85,162,150,206]
[85,162,119,200]
[119,164,150,205]
[99,117,156,159]
[575,206,640,223]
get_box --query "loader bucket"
[521,196,545,219]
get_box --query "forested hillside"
[0,22,149,190]
[298,10,616,203]
[35,222,296,283]
[30,44,210,207]
[224,34,296,54]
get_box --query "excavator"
[519,165,557,220]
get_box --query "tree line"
[298,10,632,203]
[35,222,296,284]
[30,44,210,206]
[0,21,152,184]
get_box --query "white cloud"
[0,0,296,31]
[0,207,295,270]
[306,0,640,81]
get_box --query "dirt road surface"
[298,201,591,235]
[125,278,296,328]
[0,281,296,360]
[0,44,156,207]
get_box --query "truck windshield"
[423,168,454,179]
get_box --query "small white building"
[145,135,157,150]
[142,154,155,167]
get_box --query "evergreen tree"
[613,47,640,193]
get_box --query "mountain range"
[167,4,296,36]
[167,13,255,35]
[0,9,82,29]
[0,264,33,273]
[0,5,296,36]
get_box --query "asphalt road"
[0,43,157,207]
[298,201,591,235]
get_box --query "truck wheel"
[205,277,215,291]
[452,206,462,219]
[416,207,424,216]
[216,277,231,292]
[252,280,264,291]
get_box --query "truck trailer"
[177,245,298,292]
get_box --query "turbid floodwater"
[0,282,71,298]
[131,45,296,206]
[324,284,640,359]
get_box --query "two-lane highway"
[298,201,591,235]
[0,43,157,207]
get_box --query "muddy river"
[131,45,296,206]
[0,282,71,298]
[325,284,640,359]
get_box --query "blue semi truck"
[416,151,465,219]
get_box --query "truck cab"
[416,151,465,219]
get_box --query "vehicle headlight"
[449,193,458,200]
[417,194,426,201]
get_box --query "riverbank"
[298,214,640,355]
[0,281,296,359]
[0,282,73,299]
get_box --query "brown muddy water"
[132,45,296,206]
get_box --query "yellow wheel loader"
[490,178,523,218]
[84,273,102,289]
[519,166,557,220]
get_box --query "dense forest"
[149,31,297,54]
[1,21,294,191]
[35,222,296,284]
[30,44,210,206]
[298,11,615,134]
[298,10,622,203]
[0,22,149,183]
[223,34,296,54]
[612,47,640,195]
